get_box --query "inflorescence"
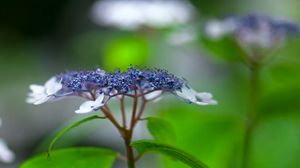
[27,67,216,114]
[60,67,183,95]
[205,14,300,54]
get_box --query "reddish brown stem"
[120,96,127,128]
[100,106,122,130]
[129,94,139,132]
[101,92,148,168]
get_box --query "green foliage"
[200,36,245,62]
[260,85,300,115]
[158,105,243,168]
[132,140,208,168]
[268,62,300,87]
[276,38,300,61]
[146,117,176,144]
[48,115,106,156]
[20,147,117,168]
[251,115,300,168]
[103,35,149,70]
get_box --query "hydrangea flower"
[26,77,62,105]
[0,119,15,163]
[205,14,300,59]
[90,0,195,30]
[27,67,216,113]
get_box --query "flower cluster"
[90,0,195,30]
[205,14,299,54]
[27,67,217,113]
[0,119,15,163]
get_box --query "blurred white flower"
[26,77,62,105]
[175,85,217,105]
[204,18,237,40]
[0,139,15,163]
[75,94,105,114]
[204,15,300,48]
[167,26,197,45]
[90,0,195,30]
[0,119,15,163]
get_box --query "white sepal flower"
[0,139,15,163]
[144,90,163,102]
[175,85,217,105]
[75,94,105,114]
[195,92,218,105]
[26,77,62,105]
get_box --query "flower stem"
[242,62,261,168]
[120,96,127,128]
[102,93,147,168]
[123,129,135,168]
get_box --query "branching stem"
[101,91,148,168]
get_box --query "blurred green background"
[0,0,300,168]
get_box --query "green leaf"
[48,115,105,156]
[132,140,209,168]
[20,147,117,168]
[146,117,176,144]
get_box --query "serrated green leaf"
[48,115,105,156]
[146,117,176,144]
[132,140,208,168]
[20,147,117,168]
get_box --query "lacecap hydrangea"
[27,67,217,113]
[204,14,300,59]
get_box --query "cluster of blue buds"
[205,14,300,59]
[61,67,183,94]
[27,67,217,114]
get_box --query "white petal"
[175,85,197,103]
[195,92,217,105]
[94,94,105,107]
[45,77,62,95]
[144,90,163,101]
[75,101,96,114]
[0,139,15,163]
[44,77,57,88]
[26,97,38,104]
[29,85,45,94]
[33,96,52,105]
[175,85,217,106]
[26,92,50,105]
[75,94,105,114]
[197,92,212,100]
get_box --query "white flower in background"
[0,119,15,163]
[75,94,105,114]
[90,0,195,30]
[0,139,15,163]
[204,18,237,40]
[26,77,62,105]
[175,84,217,105]
[167,26,198,45]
